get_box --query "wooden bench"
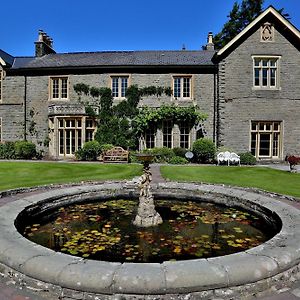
[103,146,129,163]
[217,151,240,166]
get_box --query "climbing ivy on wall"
[132,105,207,134]
[73,83,206,149]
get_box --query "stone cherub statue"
[133,165,162,227]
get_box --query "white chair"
[217,151,240,166]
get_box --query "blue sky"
[1,0,299,56]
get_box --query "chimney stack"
[206,32,214,50]
[35,30,56,57]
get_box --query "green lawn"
[161,165,300,198]
[0,161,142,191]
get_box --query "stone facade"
[0,6,299,160]
[217,26,300,159]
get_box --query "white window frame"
[252,56,281,90]
[110,76,129,98]
[49,76,69,100]
[172,75,192,99]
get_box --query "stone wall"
[0,76,25,141]
[218,25,300,158]
[0,71,215,157]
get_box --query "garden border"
[1,182,300,299]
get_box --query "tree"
[214,0,264,49]
[214,1,291,49]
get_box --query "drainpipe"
[24,76,27,141]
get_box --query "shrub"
[100,144,114,154]
[14,141,36,159]
[128,151,140,163]
[169,156,188,165]
[145,147,175,163]
[173,147,188,158]
[0,142,16,159]
[238,152,256,165]
[192,138,216,163]
[75,141,101,161]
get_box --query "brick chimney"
[35,30,56,57]
[206,32,214,50]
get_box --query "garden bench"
[217,151,240,166]
[103,146,129,163]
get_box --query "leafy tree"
[214,0,290,49]
[214,0,264,49]
[278,8,290,19]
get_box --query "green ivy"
[74,83,90,95]
[132,105,207,134]
[73,83,206,150]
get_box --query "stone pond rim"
[0,181,300,299]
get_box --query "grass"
[0,161,142,191]
[161,165,300,199]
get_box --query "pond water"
[21,199,277,263]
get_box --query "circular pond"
[1,182,300,299]
[18,198,278,263]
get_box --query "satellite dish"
[185,151,194,159]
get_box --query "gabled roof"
[215,6,300,59]
[0,49,15,67]
[9,50,215,72]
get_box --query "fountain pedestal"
[133,155,163,227]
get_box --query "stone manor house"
[0,6,299,160]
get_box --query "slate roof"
[10,50,215,70]
[0,49,15,66]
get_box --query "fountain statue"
[133,154,163,227]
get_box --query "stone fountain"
[133,153,163,227]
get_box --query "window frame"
[144,127,156,149]
[179,122,191,149]
[172,75,193,99]
[49,76,69,100]
[58,117,82,156]
[250,121,282,159]
[85,118,97,142]
[110,75,129,98]
[252,56,281,90]
[162,120,173,148]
